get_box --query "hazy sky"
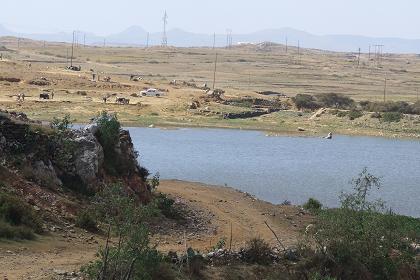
[1,0,419,38]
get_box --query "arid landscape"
[1,37,420,138]
[1,4,420,278]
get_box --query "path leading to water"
[0,180,313,279]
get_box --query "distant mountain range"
[1,24,419,54]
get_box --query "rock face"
[0,111,151,202]
[72,132,104,185]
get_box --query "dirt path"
[0,232,99,279]
[0,180,313,279]
[157,180,313,252]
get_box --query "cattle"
[115,97,130,105]
[39,92,50,99]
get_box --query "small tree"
[305,169,418,279]
[95,112,122,175]
[292,94,320,110]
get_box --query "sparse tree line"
[292,92,420,122]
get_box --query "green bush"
[51,114,73,132]
[382,112,403,122]
[292,94,320,110]
[76,210,98,232]
[303,198,323,213]
[0,192,43,240]
[336,111,348,118]
[0,221,35,240]
[154,193,183,220]
[83,184,166,280]
[360,100,417,115]
[304,169,419,279]
[317,93,354,109]
[242,238,272,265]
[95,112,121,175]
[347,109,363,120]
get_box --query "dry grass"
[1,37,419,138]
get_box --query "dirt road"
[0,180,313,279]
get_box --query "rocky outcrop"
[0,111,151,202]
[72,131,104,185]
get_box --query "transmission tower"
[162,11,168,47]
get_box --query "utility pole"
[357,47,361,67]
[83,34,86,47]
[17,38,20,49]
[162,11,168,47]
[226,29,232,49]
[297,40,300,64]
[212,53,218,89]
[213,32,216,50]
[368,45,371,61]
[103,38,106,47]
[383,76,387,102]
[70,31,75,67]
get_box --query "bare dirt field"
[0,180,312,279]
[1,37,419,138]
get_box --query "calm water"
[128,127,420,217]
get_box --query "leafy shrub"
[51,114,73,132]
[336,111,348,118]
[317,93,354,109]
[154,193,183,220]
[83,184,165,280]
[292,94,320,110]
[303,198,323,213]
[242,238,272,265]
[148,172,160,191]
[212,237,226,251]
[95,112,121,175]
[0,221,35,240]
[347,109,363,120]
[382,112,403,122]
[360,100,417,115]
[304,169,419,279]
[76,210,98,232]
[0,192,42,240]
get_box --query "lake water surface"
[128,127,420,217]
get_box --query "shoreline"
[98,120,419,141]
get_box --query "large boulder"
[72,131,104,185]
